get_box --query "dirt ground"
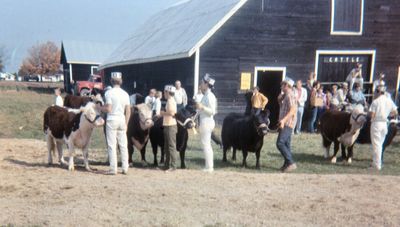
[1,139,400,226]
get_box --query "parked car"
[76,74,104,96]
[23,74,41,82]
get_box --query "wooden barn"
[61,40,116,93]
[100,0,400,124]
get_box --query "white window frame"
[314,50,376,83]
[254,66,286,87]
[91,66,99,75]
[331,0,364,36]
[396,66,400,104]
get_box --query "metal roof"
[62,40,117,65]
[100,0,247,69]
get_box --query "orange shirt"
[163,98,177,126]
[251,92,268,110]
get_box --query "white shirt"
[199,89,217,120]
[105,87,130,121]
[293,87,307,107]
[174,88,187,105]
[129,94,137,106]
[154,98,161,115]
[194,93,203,103]
[55,95,63,107]
[145,96,155,111]
[369,95,397,123]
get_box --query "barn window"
[331,0,364,35]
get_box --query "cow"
[221,110,271,169]
[127,103,154,166]
[149,101,197,168]
[43,102,105,171]
[64,93,104,109]
[319,106,367,164]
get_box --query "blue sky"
[0,0,183,72]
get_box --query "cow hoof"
[330,157,337,164]
[68,165,75,171]
[85,167,92,172]
[347,158,352,164]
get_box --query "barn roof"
[61,40,117,65]
[100,0,247,69]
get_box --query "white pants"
[200,117,215,170]
[370,122,388,170]
[106,118,129,173]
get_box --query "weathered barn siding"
[200,0,400,106]
[103,56,195,96]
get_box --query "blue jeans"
[295,106,304,133]
[276,126,295,165]
[308,107,318,133]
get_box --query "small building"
[61,40,116,93]
[100,0,400,124]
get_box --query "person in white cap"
[101,72,131,175]
[160,85,177,171]
[369,84,398,170]
[373,72,385,93]
[277,78,297,172]
[196,73,217,172]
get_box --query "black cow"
[149,101,197,168]
[221,110,270,169]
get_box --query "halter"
[85,114,102,124]
[177,112,198,127]
[351,113,367,123]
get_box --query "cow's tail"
[43,108,49,134]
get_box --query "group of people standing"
[103,73,217,174]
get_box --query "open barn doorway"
[254,67,286,127]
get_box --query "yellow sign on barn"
[240,72,252,90]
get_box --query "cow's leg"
[330,141,340,164]
[68,143,75,171]
[222,146,228,162]
[232,148,237,161]
[128,137,134,166]
[46,135,55,165]
[255,149,261,169]
[340,144,347,161]
[347,145,354,164]
[140,143,148,167]
[242,150,248,168]
[322,136,331,159]
[82,146,91,171]
[56,141,67,165]
[151,143,158,167]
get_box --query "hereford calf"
[43,102,104,171]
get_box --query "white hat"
[203,73,215,86]
[342,82,348,87]
[111,72,122,79]
[164,85,176,93]
[283,77,294,87]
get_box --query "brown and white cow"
[127,103,154,166]
[319,106,367,164]
[43,102,104,171]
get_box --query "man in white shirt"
[145,89,156,111]
[346,63,363,91]
[293,80,307,134]
[101,72,131,175]
[54,88,63,107]
[373,73,385,93]
[174,80,188,111]
[369,84,398,170]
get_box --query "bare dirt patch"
[1,138,400,226]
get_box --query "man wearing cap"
[160,85,177,171]
[277,78,297,172]
[174,80,188,111]
[196,73,217,172]
[373,73,385,93]
[346,63,363,90]
[369,84,398,170]
[102,72,131,175]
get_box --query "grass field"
[1,89,399,175]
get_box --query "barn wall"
[104,57,195,96]
[200,0,400,117]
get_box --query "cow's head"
[134,103,154,130]
[252,109,271,136]
[340,105,367,147]
[175,100,197,129]
[80,102,105,127]
[90,93,104,106]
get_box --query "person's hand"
[278,120,285,129]
[196,103,203,110]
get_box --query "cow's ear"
[132,105,139,113]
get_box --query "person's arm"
[100,92,112,113]
[124,105,131,125]
[200,95,216,116]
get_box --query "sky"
[0,0,183,72]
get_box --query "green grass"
[1,90,399,175]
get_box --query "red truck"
[76,74,104,96]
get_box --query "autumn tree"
[19,41,61,76]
